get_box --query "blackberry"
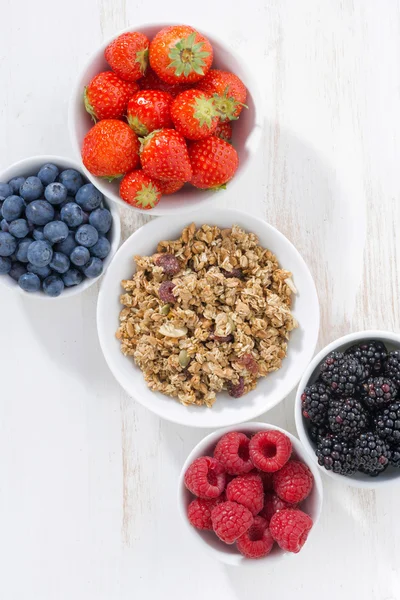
[316,434,359,476]
[320,352,364,396]
[345,340,388,377]
[384,350,400,387]
[354,431,390,476]
[360,376,398,409]
[374,401,400,444]
[301,381,331,424]
[327,397,368,439]
[309,423,329,444]
[390,447,400,468]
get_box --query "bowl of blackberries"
[0,156,120,298]
[295,330,400,487]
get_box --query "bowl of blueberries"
[0,155,120,298]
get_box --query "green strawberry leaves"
[168,32,211,78]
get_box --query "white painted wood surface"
[1,1,400,598]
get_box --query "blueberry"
[58,169,83,195]
[82,257,103,278]
[89,207,112,234]
[0,256,11,274]
[2,195,25,221]
[75,224,98,248]
[44,182,68,205]
[16,238,33,263]
[43,275,64,297]
[27,240,53,267]
[70,245,90,267]
[25,200,55,226]
[62,268,83,287]
[60,202,83,228]
[90,236,111,259]
[50,252,70,274]
[20,176,44,201]
[0,183,12,198]
[37,163,59,186]
[27,263,52,279]
[82,211,89,224]
[8,177,25,195]
[33,228,45,241]
[54,232,77,256]
[18,272,41,293]
[75,184,102,211]
[0,232,18,256]
[9,218,29,239]
[1,219,9,232]
[60,196,75,209]
[9,262,26,281]
[43,220,69,244]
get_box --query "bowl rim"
[177,421,324,566]
[0,154,121,300]
[67,21,263,216]
[294,329,400,488]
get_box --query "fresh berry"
[354,431,390,476]
[149,26,213,85]
[82,119,140,178]
[70,246,90,267]
[385,351,400,387]
[49,252,70,274]
[8,177,25,195]
[16,239,33,263]
[226,473,264,515]
[25,200,54,226]
[211,501,253,544]
[89,208,112,234]
[269,508,313,553]
[82,257,103,278]
[215,121,232,142]
[54,232,77,257]
[60,203,84,228]
[390,447,400,468]
[27,240,53,267]
[0,219,9,232]
[18,272,41,293]
[127,90,173,136]
[84,71,139,121]
[9,219,29,239]
[184,456,226,499]
[258,471,273,492]
[236,516,274,558]
[58,170,84,196]
[171,89,218,140]
[90,236,111,259]
[32,228,45,241]
[227,376,245,397]
[105,31,149,82]
[27,263,51,279]
[158,280,176,303]
[0,232,17,257]
[9,262,26,281]
[213,431,253,475]
[320,352,364,395]
[316,434,358,475]
[249,430,292,473]
[301,381,331,424]
[154,179,185,195]
[140,129,192,182]
[360,376,398,408]
[75,184,103,211]
[37,163,59,186]
[188,136,239,189]
[43,274,64,297]
[327,397,368,438]
[2,195,25,221]
[75,224,99,248]
[0,256,11,274]
[374,402,400,444]
[308,422,329,444]
[187,496,224,531]
[155,253,180,276]
[120,170,162,210]
[272,460,313,503]
[137,67,191,97]
[0,183,11,199]
[44,182,68,205]
[346,341,388,376]
[196,69,247,121]
[62,268,83,287]
[259,492,294,524]
[19,176,43,201]
[43,221,69,244]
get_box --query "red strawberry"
[127,90,173,136]
[149,25,213,85]
[81,119,139,179]
[215,121,232,143]
[137,67,191,98]
[171,89,219,140]
[119,170,162,210]
[84,71,139,121]
[105,31,149,82]
[140,129,192,182]
[196,69,247,121]
[188,136,239,189]
[155,179,185,195]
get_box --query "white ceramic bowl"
[0,155,121,299]
[97,207,320,427]
[295,330,400,488]
[177,422,323,566]
[68,22,262,216]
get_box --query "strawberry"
[81,119,140,179]
[215,121,232,143]
[140,129,192,182]
[105,32,149,82]
[120,170,162,210]
[196,69,247,120]
[188,136,239,189]
[127,90,173,136]
[171,89,219,140]
[138,67,191,98]
[155,179,185,195]
[84,71,139,121]
[149,25,213,85]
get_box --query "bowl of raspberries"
[295,330,400,486]
[178,423,323,564]
[69,23,261,214]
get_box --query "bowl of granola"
[97,208,320,427]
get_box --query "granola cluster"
[116,224,298,407]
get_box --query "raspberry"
[214,432,253,475]
[155,253,180,276]
[236,516,274,558]
[226,473,264,515]
[272,460,313,504]
[187,496,224,530]
[184,456,226,498]
[158,280,176,303]
[258,470,273,492]
[269,508,313,553]
[259,492,295,524]
[211,501,253,544]
[249,430,292,472]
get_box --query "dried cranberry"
[237,353,259,375]
[159,281,176,303]
[155,253,181,276]
[211,333,234,343]
[228,376,245,398]
[221,267,243,279]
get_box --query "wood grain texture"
[1,1,400,599]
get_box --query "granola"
[116,224,298,407]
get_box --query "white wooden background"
[1,1,400,599]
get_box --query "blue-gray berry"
[50,252,70,274]
[70,245,90,267]
[62,268,83,287]
[54,232,77,256]
[90,236,111,259]
[33,228,45,241]
[0,256,11,274]
[8,177,25,195]
[37,163,59,186]
[9,218,29,239]
[44,182,68,205]
[0,231,18,256]
[18,272,41,293]
[75,184,103,211]
[60,202,83,228]
[0,183,12,198]
[43,275,64,297]
[89,207,112,234]
[43,220,69,244]
[27,240,53,267]
[19,176,44,201]
[75,224,98,248]
[58,169,83,195]
[16,238,33,263]
[82,257,103,278]
[27,263,52,279]
[25,200,55,226]
[2,195,25,221]
[9,262,27,281]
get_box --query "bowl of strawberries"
[69,23,261,214]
